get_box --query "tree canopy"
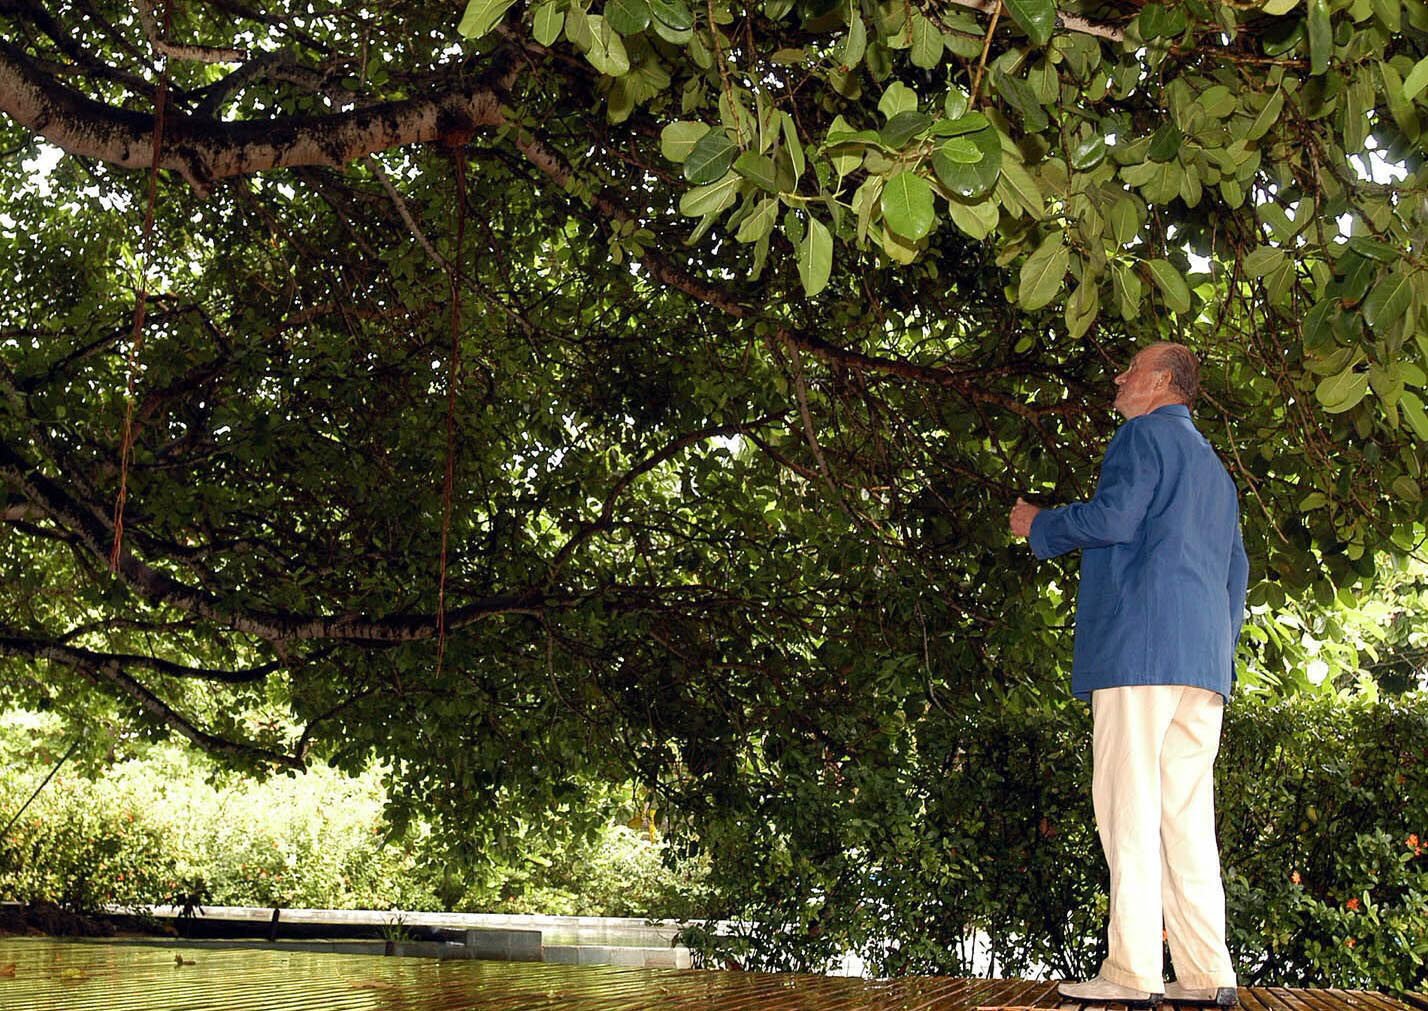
[1,0,1426,911]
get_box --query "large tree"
[1,0,1425,961]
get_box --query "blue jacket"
[1029,404,1249,701]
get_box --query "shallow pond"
[0,937,1054,1010]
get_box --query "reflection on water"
[0,937,1060,1010]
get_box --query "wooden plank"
[1270,983,1334,1011]
[1243,987,1295,1011]
[1338,991,1419,1011]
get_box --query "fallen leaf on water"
[0,963,16,978]
[349,980,399,992]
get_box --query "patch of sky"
[22,142,63,197]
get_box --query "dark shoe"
[1164,982,1237,1006]
[1058,975,1163,1006]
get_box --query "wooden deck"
[1,938,1423,1011]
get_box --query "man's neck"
[1143,393,1187,415]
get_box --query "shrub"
[687,692,1428,988]
[0,718,709,923]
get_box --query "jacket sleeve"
[1227,523,1249,648]
[1028,421,1160,560]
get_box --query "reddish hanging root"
[435,153,467,672]
[110,9,171,572]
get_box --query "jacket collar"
[1150,403,1192,420]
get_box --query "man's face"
[1113,349,1169,419]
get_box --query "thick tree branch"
[0,37,504,193]
[0,635,305,769]
[134,0,250,65]
[0,440,551,643]
[941,0,1125,41]
[0,633,279,684]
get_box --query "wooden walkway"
[1,938,1424,1011]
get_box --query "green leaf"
[1362,272,1413,334]
[882,171,936,241]
[649,0,694,29]
[1347,236,1399,262]
[1308,0,1331,75]
[533,2,563,45]
[684,130,738,183]
[1065,277,1100,338]
[947,198,999,240]
[1263,0,1299,13]
[998,159,1045,218]
[853,176,883,244]
[910,12,943,69]
[458,0,518,38]
[1018,233,1069,311]
[797,214,833,296]
[1301,299,1337,353]
[1070,135,1107,171]
[652,17,692,42]
[1316,365,1369,412]
[1371,0,1400,30]
[1003,0,1057,46]
[1401,391,1428,441]
[1333,251,1376,305]
[605,0,651,34]
[781,113,805,181]
[1244,246,1287,278]
[938,137,982,163]
[881,112,934,148]
[1111,261,1143,320]
[1109,198,1140,247]
[1262,19,1303,56]
[1144,259,1192,314]
[930,113,990,137]
[678,172,740,216]
[661,121,710,163]
[734,151,778,191]
[1147,123,1183,163]
[1392,476,1422,502]
[837,13,867,69]
[584,14,631,75]
[1405,57,1428,103]
[933,127,1001,199]
[735,197,778,243]
[565,5,594,48]
[1197,85,1237,119]
[1140,3,1188,38]
[878,82,920,120]
[1245,90,1284,141]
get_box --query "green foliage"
[1220,695,1428,987]
[680,693,1428,989]
[0,715,710,919]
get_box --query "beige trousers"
[1091,685,1237,992]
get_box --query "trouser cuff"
[1174,971,1238,989]
[1100,962,1164,993]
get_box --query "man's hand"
[1009,496,1041,539]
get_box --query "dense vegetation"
[0,711,710,920]
[1,0,1427,988]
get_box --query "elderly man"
[1009,343,1248,1007]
